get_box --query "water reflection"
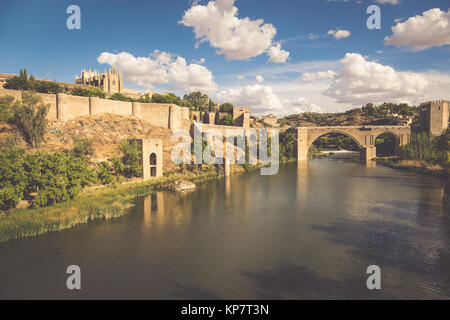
[0,159,449,299]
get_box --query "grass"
[376,158,449,178]
[0,167,234,244]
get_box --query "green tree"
[71,86,105,98]
[151,93,182,105]
[97,161,114,185]
[116,140,143,179]
[219,102,234,114]
[183,91,209,111]
[23,151,95,207]
[109,93,135,102]
[13,91,49,148]
[0,147,26,211]
[0,95,18,123]
[280,132,296,160]
[219,114,234,126]
[4,69,32,91]
[33,80,63,94]
[72,137,94,158]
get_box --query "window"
[150,153,157,166]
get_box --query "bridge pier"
[297,128,309,161]
[360,146,376,161]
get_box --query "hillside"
[2,114,181,173]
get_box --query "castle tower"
[419,101,449,136]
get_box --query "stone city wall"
[0,88,191,130]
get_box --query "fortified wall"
[0,88,190,130]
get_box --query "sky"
[0,0,449,116]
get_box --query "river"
[0,155,449,299]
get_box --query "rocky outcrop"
[168,180,196,192]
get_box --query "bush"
[97,161,114,185]
[24,151,96,207]
[399,131,449,164]
[0,95,18,123]
[114,140,143,179]
[71,86,105,98]
[72,137,94,158]
[109,93,135,102]
[219,114,234,126]
[0,147,26,211]
[13,91,49,148]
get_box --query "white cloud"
[302,70,336,82]
[376,0,400,5]
[283,97,323,113]
[324,53,430,105]
[216,83,325,116]
[385,8,450,50]
[217,84,284,114]
[267,43,290,63]
[179,0,289,63]
[193,57,206,64]
[328,29,351,39]
[97,51,218,93]
[255,75,264,83]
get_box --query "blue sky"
[1,0,449,115]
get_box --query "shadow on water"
[240,263,392,300]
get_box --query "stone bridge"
[297,125,412,161]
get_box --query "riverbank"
[0,165,253,244]
[376,158,449,178]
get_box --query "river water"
[0,156,449,299]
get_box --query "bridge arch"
[307,130,363,151]
[374,131,400,156]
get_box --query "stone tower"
[419,100,449,136]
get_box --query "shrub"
[13,91,49,148]
[24,151,96,207]
[72,137,94,158]
[0,95,18,123]
[0,147,26,211]
[97,161,114,185]
[114,140,143,179]
[71,86,105,98]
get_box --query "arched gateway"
[296,126,412,161]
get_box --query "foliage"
[23,150,95,207]
[109,93,135,102]
[115,140,143,179]
[71,137,94,158]
[398,131,448,164]
[280,132,296,160]
[97,161,114,185]
[219,102,234,114]
[3,69,63,94]
[13,91,49,148]
[375,133,397,156]
[71,86,106,98]
[151,93,181,104]
[0,95,18,123]
[0,147,26,211]
[33,80,63,94]
[183,91,209,111]
[312,133,359,151]
[219,114,234,126]
[3,69,32,90]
